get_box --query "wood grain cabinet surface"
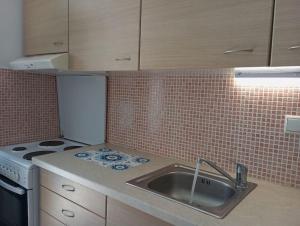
[40,186,106,226]
[40,169,106,218]
[107,197,173,226]
[271,0,300,66]
[69,0,140,71]
[140,0,274,69]
[40,210,65,226]
[39,170,172,226]
[23,0,68,56]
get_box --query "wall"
[0,0,23,68]
[0,69,59,146]
[107,69,300,188]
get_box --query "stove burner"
[12,147,27,151]
[39,140,65,147]
[64,146,83,151]
[23,151,56,160]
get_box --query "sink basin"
[127,164,256,218]
[147,172,235,208]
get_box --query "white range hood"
[10,53,68,71]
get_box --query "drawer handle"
[53,41,64,46]
[288,45,300,50]
[62,184,76,192]
[224,48,254,54]
[62,209,75,218]
[115,57,131,61]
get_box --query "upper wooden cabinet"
[23,0,298,70]
[23,0,68,56]
[271,0,300,66]
[140,0,274,69]
[69,0,140,71]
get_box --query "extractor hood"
[10,53,68,71]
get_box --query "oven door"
[0,174,28,226]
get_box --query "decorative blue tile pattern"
[74,148,150,171]
[112,164,129,171]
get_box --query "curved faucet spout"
[198,158,236,184]
[196,158,248,189]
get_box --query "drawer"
[40,186,106,226]
[40,210,65,226]
[40,169,106,217]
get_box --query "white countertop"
[33,144,300,226]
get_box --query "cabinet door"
[40,210,65,226]
[140,0,273,69]
[69,0,140,71]
[107,198,172,226]
[271,0,300,66]
[23,0,68,56]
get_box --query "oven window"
[0,175,28,226]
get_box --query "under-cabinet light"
[234,66,300,88]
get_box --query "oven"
[0,139,89,226]
[0,153,38,226]
[0,174,28,226]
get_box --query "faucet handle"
[236,163,248,189]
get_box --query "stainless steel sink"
[127,164,257,218]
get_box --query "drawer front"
[40,186,106,226]
[40,169,106,218]
[107,198,172,226]
[40,210,65,226]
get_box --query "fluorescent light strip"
[234,67,300,88]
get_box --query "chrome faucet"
[196,158,248,190]
[236,163,248,189]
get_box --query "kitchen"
[0,0,300,226]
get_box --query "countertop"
[32,144,300,226]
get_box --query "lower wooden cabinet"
[40,169,106,218]
[40,210,65,226]
[107,197,172,226]
[39,170,172,226]
[40,186,106,226]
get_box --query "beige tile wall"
[107,69,300,188]
[0,69,59,146]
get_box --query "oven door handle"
[0,178,26,195]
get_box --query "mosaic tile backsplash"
[107,69,300,188]
[0,69,59,146]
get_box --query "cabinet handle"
[62,184,76,192]
[288,45,300,50]
[53,41,64,46]
[224,48,254,54]
[62,209,75,218]
[115,57,131,61]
